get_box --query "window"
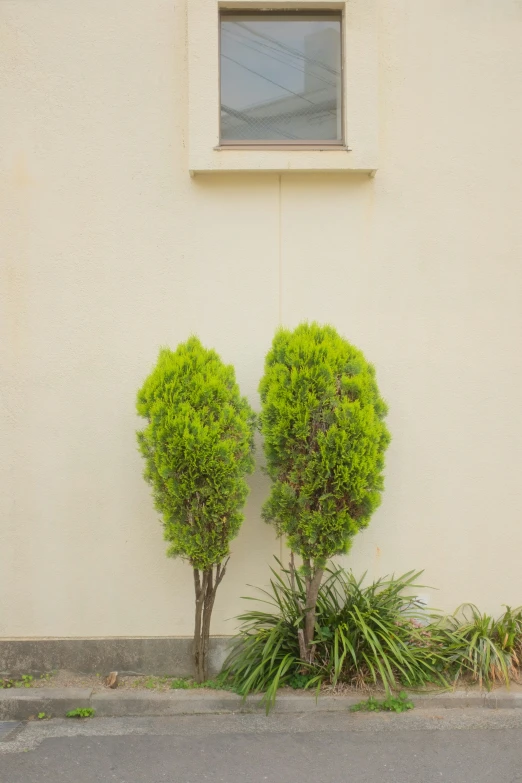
[188,0,378,174]
[220,10,343,146]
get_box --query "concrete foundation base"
[0,637,231,678]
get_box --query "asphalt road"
[1,709,522,782]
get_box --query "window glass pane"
[220,14,342,143]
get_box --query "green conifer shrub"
[259,323,390,660]
[136,338,256,681]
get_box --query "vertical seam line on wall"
[278,174,282,327]
[278,174,283,566]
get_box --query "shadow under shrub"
[223,561,452,711]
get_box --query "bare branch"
[215,556,230,589]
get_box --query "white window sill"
[190,146,376,175]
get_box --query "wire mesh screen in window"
[220,14,342,143]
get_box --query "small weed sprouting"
[170,678,195,690]
[351,692,414,714]
[37,712,51,720]
[350,696,382,713]
[66,708,95,719]
[201,676,239,693]
[169,675,236,691]
[142,676,171,689]
[287,672,315,690]
[1,675,34,689]
[382,693,415,712]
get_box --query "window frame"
[187,0,379,175]
[218,7,345,148]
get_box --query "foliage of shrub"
[136,338,256,681]
[259,323,390,657]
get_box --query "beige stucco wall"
[1,0,522,638]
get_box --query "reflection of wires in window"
[221,54,337,120]
[233,21,340,76]
[223,29,337,89]
[222,54,335,113]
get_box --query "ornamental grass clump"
[136,338,256,682]
[443,604,522,688]
[223,562,450,711]
[259,323,390,660]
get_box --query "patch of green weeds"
[200,676,238,692]
[1,674,34,689]
[170,678,196,690]
[18,675,34,688]
[169,674,238,692]
[37,712,51,720]
[287,672,315,690]
[125,674,238,692]
[351,692,414,713]
[66,708,95,719]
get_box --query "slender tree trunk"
[193,559,229,683]
[201,579,217,679]
[303,558,324,664]
[193,569,206,683]
[289,554,308,662]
